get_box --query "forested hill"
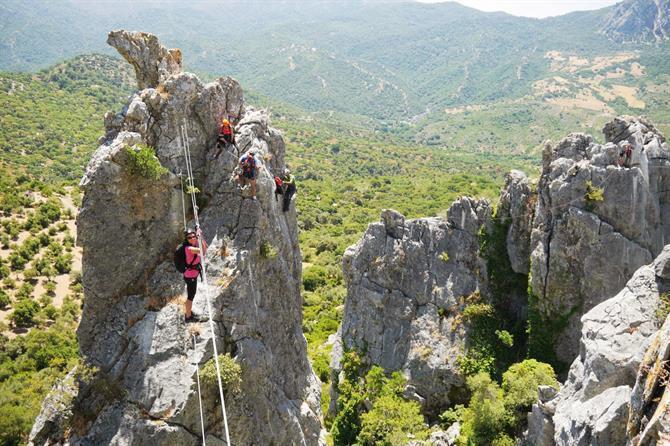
[2,0,670,124]
[0,54,133,186]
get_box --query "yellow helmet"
[222,118,230,125]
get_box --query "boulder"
[29,30,323,446]
[526,245,670,446]
[529,116,670,365]
[627,310,670,445]
[332,198,490,417]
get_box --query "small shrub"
[200,353,242,393]
[44,304,58,320]
[357,393,429,445]
[185,185,200,194]
[0,289,10,309]
[3,277,16,289]
[463,303,495,321]
[439,251,450,262]
[11,299,40,327]
[60,296,80,319]
[16,283,34,300]
[502,359,557,429]
[23,267,39,282]
[458,372,510,445]
[259,240,278,260]
[303,266,328,291]
[440,404,466,427]
[495,330,514,347]
[656,292,670,324]
[54,254,72,274]
[584,180,604,210]
[312,349,331,383]
[44,281,57,296]
[125,144,168,180]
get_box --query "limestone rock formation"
[627,311,670,445]
[600,0,670,43]
[107,30,183,89]
[529,116,670,365]
[331,199,490,417]
[526,245,670,445]
[29,31,323,446]
[496,170,534,275]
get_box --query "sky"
[416,0,622,18]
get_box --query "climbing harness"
[179,121,232,446]
[193,335,207,445]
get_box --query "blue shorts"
[243,170,256,179]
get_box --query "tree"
[502,359,557,430]
[0,289,10,309]
[10,299,40,328]
[459,372,511,445]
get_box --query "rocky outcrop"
[107,30,183,89]
[497,170,534,275]
[627,312,670,445]
[600,0,670,43]
[331,199,490,417]
[29,30,323,446]
[526,245,670,445]
[529,116,670,366]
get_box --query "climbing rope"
[179,171,187,231]
[193,334,207,446]
[179,121,232,446]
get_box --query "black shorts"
[185,277,197,301]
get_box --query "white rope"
[180,122,232,446]
[193,335,207,446]
[179,171,187,231]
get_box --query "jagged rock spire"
[30,30,324,446]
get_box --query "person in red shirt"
[214,118,236,158]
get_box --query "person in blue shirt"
[237,151,257,200]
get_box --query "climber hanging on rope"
[214,118,237,158]
[274,168,297,212]
[177,226,208,323]
[236,150,257,200]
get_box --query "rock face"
[29,31,323,446]
[331,199,490,417]
[627,312,670,445]
[497,170,534,275]
[529,116,670,365]
[600,0,670,43]
[525,245,670,445]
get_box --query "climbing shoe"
[185,312,208,323]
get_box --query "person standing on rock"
[237,150,257,200]
[183,227,207,323]
[214,118,236,158]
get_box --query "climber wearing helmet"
[274,168,296,212]
[183,226,208,323]
[237,150,257,200]
[214,117,236,158]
